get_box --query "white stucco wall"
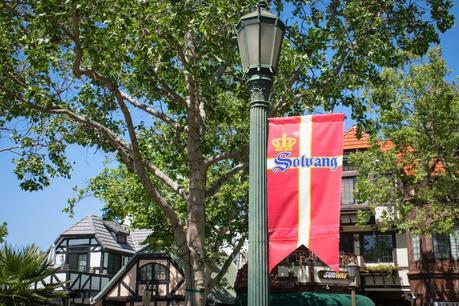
[90,252,101,268]
[55,253,65,266]
[395,233,409,267]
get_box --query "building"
[90,247,235,306]
[407,227,459,305]
[41,215,235,306]
[42,215,152,305]
[340,126,412,305]
[342,127,458,305]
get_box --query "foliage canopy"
[351,48,459,235]
[0,0,454,304]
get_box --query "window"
[339,233,355,254]
[433,234,451,259]
[361,233,394,263]
[68,253,88,272]
[450,227,459,260]
[107,253,122,275]
[343,155,356,171]
[341,177,356,205]
[139,263,168,284]
[411,235,421,261]
[67,238,91,246]
[116,234,127,244]
[433,226,459,259]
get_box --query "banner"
[267,114,344,272]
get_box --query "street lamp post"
[347,261,360,306]
[236,2,285,306]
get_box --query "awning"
[236,292,375,306]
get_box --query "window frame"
[116,234,127,244]
[360,232,395,264]
[411,235,421,261]
[138,262,169,285]
[67,251,89,272]
[339,232,355,255]
[107,253,123,275]
[341,176,357,206]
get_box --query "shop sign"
[318,270,349,280]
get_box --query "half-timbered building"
[42,215,152,305]
[90,249,235,306]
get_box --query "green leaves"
[0,223,6,244]
[351,48,459,235]
[0,0,455,289]
[0,244,66,306]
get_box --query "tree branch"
[271,69,301,115]
[0,146,22,155]
[210,236,246,287]
[156,77,188,108]
[211,205,239,256]
[204,150,244,168]
[69,5,187,201]
[120,92,179,129]
[144,160,189,200]
[206,162,246,197]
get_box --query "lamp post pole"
[351,285,356,306]
[236,2,284,305]
[247,72,272,306]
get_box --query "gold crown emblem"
[272,133,296,152]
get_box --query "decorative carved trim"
[248,79,272,108]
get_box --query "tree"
[351,48,459,235]
[0,1,453,305]
[0,244,65,305]
[0,223,6,244]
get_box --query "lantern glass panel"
[245,22,260,67]
[237,26,249,70]
[272,25,283,70]
[260,22,275,66]
[347,264,358,278]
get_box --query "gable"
[92,253,186,305]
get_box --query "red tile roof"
[343,126,370,150]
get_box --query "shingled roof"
[57,215,152,254]
[343,126,370,150]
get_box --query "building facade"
[40,216,235,306]
[41,215,151,305]
[407,227,459,305]
[341,127,412,305]
[342,127,459,305]
[90,250,235,306]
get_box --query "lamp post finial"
[258,1,269,9]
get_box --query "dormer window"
[117,234,127,244]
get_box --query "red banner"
[267,114,344,272]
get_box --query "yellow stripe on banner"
[298,116,312,248]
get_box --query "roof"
[103,220,129,235]
[91,248,235,305]
[130,229,153,251]
[57,215,150,254]
[343,126,370,150]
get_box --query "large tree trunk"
[183,258,210,306]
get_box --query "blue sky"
[1,5,458,251]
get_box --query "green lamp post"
[236,2,285,305]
